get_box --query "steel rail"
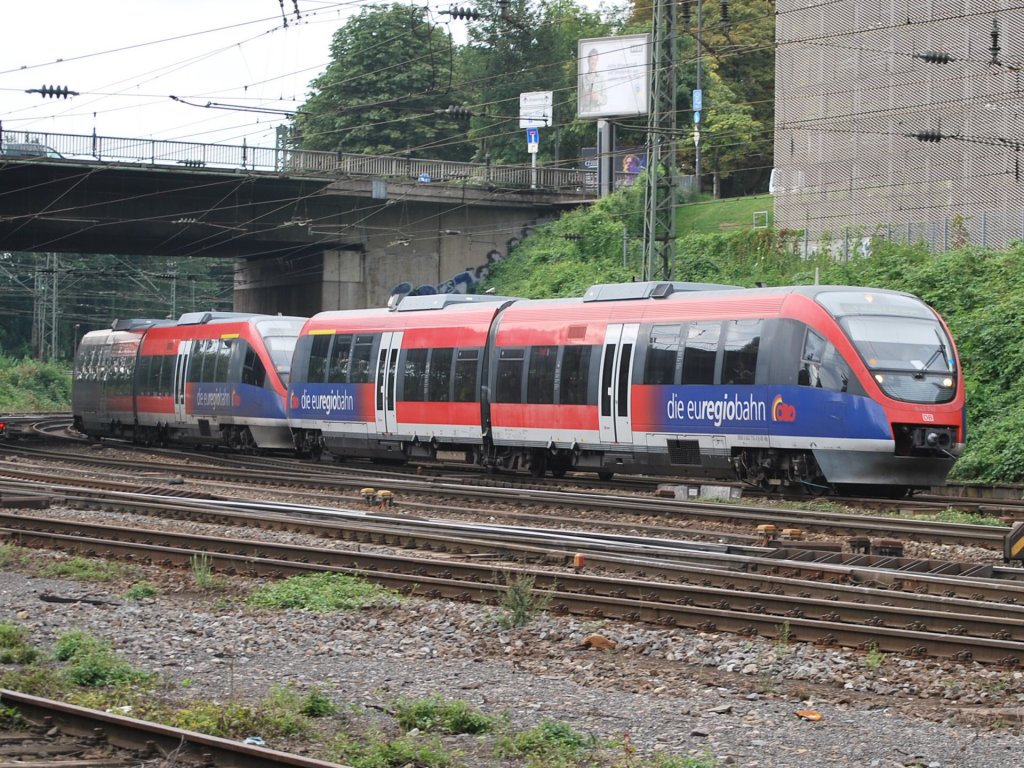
[4,516,1024,665]
[0,446,1008,548]
[0,690,349,768]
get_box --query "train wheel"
[528,450,547,478]
[239,428,258,455]
[598,471,614,481]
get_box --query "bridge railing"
[0,129,595,195]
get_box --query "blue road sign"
[693,88,703,111]
[526,127,539,144]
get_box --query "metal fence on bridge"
[0,129,594,194]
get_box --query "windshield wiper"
[920,329,951,372]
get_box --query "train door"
[172,339,193,424]
[374,331,404,434]
[598,323,639,443]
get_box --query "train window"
[682,323,720,385]
[799,330,826,387]
[327,335,353,383]
[402,348,428,402]
[722,320,761,385]
[527,346,557,404]
[496,348,525,403]
[644,324,683,385]
[187,340,210,383]
[263,335,298,382]
[617,344,632,416]
[307,335,331,383]
[428,348,454,402]
[211,340,231,383]
[453,349,479,402]
[559,345,592,405]
[819,343,852,393]
[242,345,267,389]
[350,335,375,384]
[138,356,150,395]
[158,355,174,395]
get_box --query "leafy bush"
[53,630,154,688]
[0,622,38,664]
[495,718,595,767]
[247,572,401,612]
[0,356,71,411]
[392,695,495,734]
[322,732,457,768]
[40,557,127,582]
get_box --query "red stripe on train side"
[395,401,482,426]
[136,395,174,415]
[489,403,598,430]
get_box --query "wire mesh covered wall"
[773,1,1024,250]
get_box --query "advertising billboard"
[577,34,650,119]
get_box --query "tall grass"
[0,356,72,412]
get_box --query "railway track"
[0,689,345,768]
[3,483,1024,664]
[0,442,1012,551]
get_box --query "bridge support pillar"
[233,248,365,316]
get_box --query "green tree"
[682,0,776,195]
[295,4,473,160]
[457,0,610,165]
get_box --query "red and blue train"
[73,281,966,495]
[73,311,306,451]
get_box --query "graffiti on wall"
[389,221,543,300]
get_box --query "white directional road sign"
[520,91,553,128]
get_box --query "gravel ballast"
[3,557,1024,768]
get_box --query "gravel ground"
[3,550,1024,768]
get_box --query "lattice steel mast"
[643,0,678,280]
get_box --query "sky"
[0,0,613,153]
[0,1,454,150]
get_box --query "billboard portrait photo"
[577,34,650,120]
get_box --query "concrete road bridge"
[0,130,595,314]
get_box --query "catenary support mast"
[643,0,678,280]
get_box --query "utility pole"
[643,0,678,280]
[50,253,58,360]
[32,253,59,360]
[694,0,703,194]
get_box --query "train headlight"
[874,374,884,384]
[942,377,953,388]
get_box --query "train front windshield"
[256,319,304,385]
[817,291,957,404]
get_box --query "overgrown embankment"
[0,357,72,412]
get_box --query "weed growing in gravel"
[323,731,458,768]
[775,621,791,657]
[494,718,596,767]
[392,695,497,734]
[247,572,402,612]
[916,508,1005,526]
[124,581,158,600]
[610,742,723,768]
[301,686,338,718]
[53,630,155,688]
[865,642,885,671]
[0,622,39,664]
[498,572,551,629]
[40,556,128,582]
[0,543,26,568]
[189,552,216,589]
[164,684,322,740]
[0,705,26,729]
